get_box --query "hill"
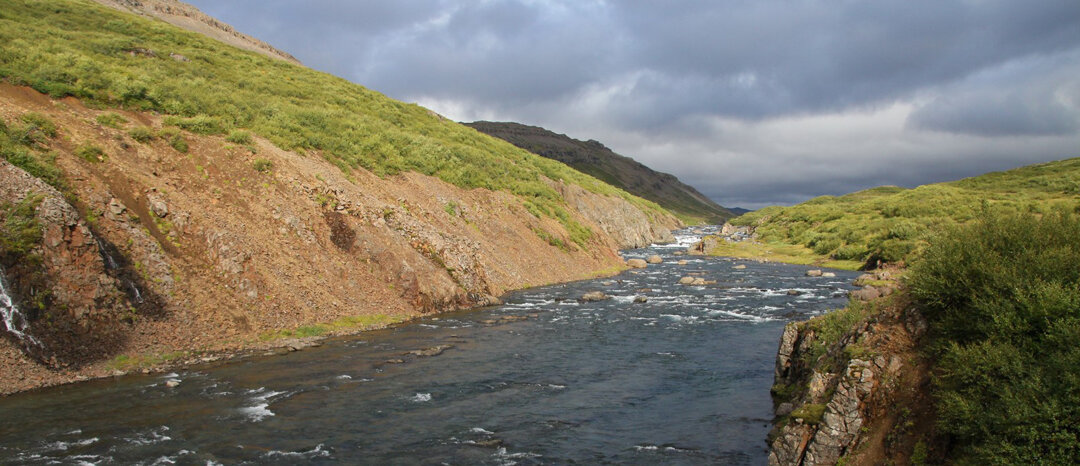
[0,0,679,393]
[709,157,1080,269]
[466,121,734,224]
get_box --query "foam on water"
[410,392,432,403]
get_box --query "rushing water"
[0,265,39,349]
[0,229,858,465]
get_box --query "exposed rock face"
[554,181,678,249]
[0,161,128,365]
[768,296,930,465]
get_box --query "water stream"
[0,265,40,349]
[0,228,858,464]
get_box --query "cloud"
[186,0,1080,208]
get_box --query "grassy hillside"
[0,0,670,245]
[467,121,733,224]
[725,157,1080,268]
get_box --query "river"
[0,228,858,465]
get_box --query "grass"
[257,314,407,342]
[95,112,126,128]
[728,158,1080,267]
[106,350,188,371]
[704,237,863,270]
[0,0,672,242]
[790,403,827,425]
[252,158,272,173]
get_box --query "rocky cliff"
[0,83,678,394]
[767,275,936,465]
[466,121,733,224]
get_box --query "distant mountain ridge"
[467,121,733,224]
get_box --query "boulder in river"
[633,296,648,303]
[626,258,648,269]
[580,291,610,302]
[806,269,823,277]
[733,264,747,270]
[822,272,836,278]
[678,276,695,285]
[646,255,663,264]
[677,260,688,266]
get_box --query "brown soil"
[0,83,678,395]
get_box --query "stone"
[787,290,801,296]
[678,276,695,285]
[673,251,684,256]
[108,198,126,215]
[677,260,688,265]
[633,295,648,303]
[850,286,881,301]
[626,258,648,269]
[821,272,836,278]
[733,264,747,270]
[580,291,610,302]
[165,380,180,388]
[148,194,169,218]
[406,344,454,357]
[646,254,663,264]
[806,269,823,277]
[691,278,707,286]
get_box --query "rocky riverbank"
[0,83,679,395]
[766,272,936,465]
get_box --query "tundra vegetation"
[0,0,668,248]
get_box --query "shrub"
[163,115,225,135]
[832,244,868,261]
[95,112,126,128]
[225,129,252,145]
[0,194,44,257]
[252,158,272,173]
[908,209,1080,463]
[75,143,106,162]
[128,126,154,143]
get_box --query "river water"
[0,228,858,465]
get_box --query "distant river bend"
[0,227,858,465]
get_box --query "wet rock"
[580,291,610,302]
[691,278,707,286]
[406,344,454,357]
[678,260,688,265]
[635,288,653,293]
[646,254,663,264]
[733,264,747,270]
[165,380,180,388]
[673,251,684,256]
[633,296,648,303]
[787,290,802,296]
[821,272,836,278]
[678,276,695,285]
[806,269,823,277]
[626,258,648,269]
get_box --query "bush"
[252,158,272,173]
[128,126,154,143]
[225,129,252,145]
[75,143,106,162]
[95,112,126,128]
[908,209,1080,463]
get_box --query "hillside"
[0,0,679,393]
[467,121,734,224]
[709,157,1080,269]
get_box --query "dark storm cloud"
[186,0,1080,207]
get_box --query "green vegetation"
[0,194,43,258]
[907,209,1080,463]
[730,158,1080,267]
[75,143,105,162]
[0,113,67,192]
[0,0,670,241]
[95,112,126,128]
[128,125,154,143]
[225,129,252,145]
[106,350,187,371]
[804,300,872,364]
[258,314,406,341]
[252,158,272,173]
[790,403,826,425]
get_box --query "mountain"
[0,0,679,393]
[709,157,1080,269]
[466,121,734,225]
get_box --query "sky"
[187,0,1080,210]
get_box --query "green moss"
[790,403,827,425]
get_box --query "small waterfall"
[95,238,144,304]
[0,265,41,348]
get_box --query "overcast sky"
[187,0,1080,209]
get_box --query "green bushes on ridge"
[908,209,1080,463]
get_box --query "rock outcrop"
[767,290,932,465]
